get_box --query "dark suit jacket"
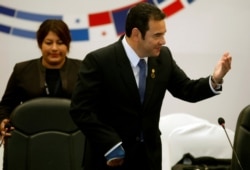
[70,37,217,170]
[0,57,81,121]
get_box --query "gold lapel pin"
[151,69,155,78]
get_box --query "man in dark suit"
[70,2,232,170]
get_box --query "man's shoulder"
[160,46,171,54]
[91,38,122,55]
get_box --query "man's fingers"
[107,158,124,167]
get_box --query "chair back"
[231,105,250,170]
[4,97,85,170]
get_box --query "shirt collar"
[122,36,148,67]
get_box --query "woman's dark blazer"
[0,57,81,121]
[70,36,217,170]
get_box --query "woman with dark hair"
[0,19,81,141]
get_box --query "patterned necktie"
[138,59,146,103]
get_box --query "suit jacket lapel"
[115,41,141,103]
[143,57,159,106]
[115,37,161,106]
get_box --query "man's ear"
[131,27,141,41]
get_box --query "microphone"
[218,117,225,128]
[218,117,243,170]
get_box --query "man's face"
[138,19,166,57]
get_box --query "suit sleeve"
[0,64,23,121]
[70,53,122,155]
[163,48,216,102]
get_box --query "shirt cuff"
[209,76,221,94]
[104,142,125,161]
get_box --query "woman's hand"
[0,119,14,146]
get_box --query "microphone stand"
[218,118,243,170]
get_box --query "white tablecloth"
[160,113,234,170]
